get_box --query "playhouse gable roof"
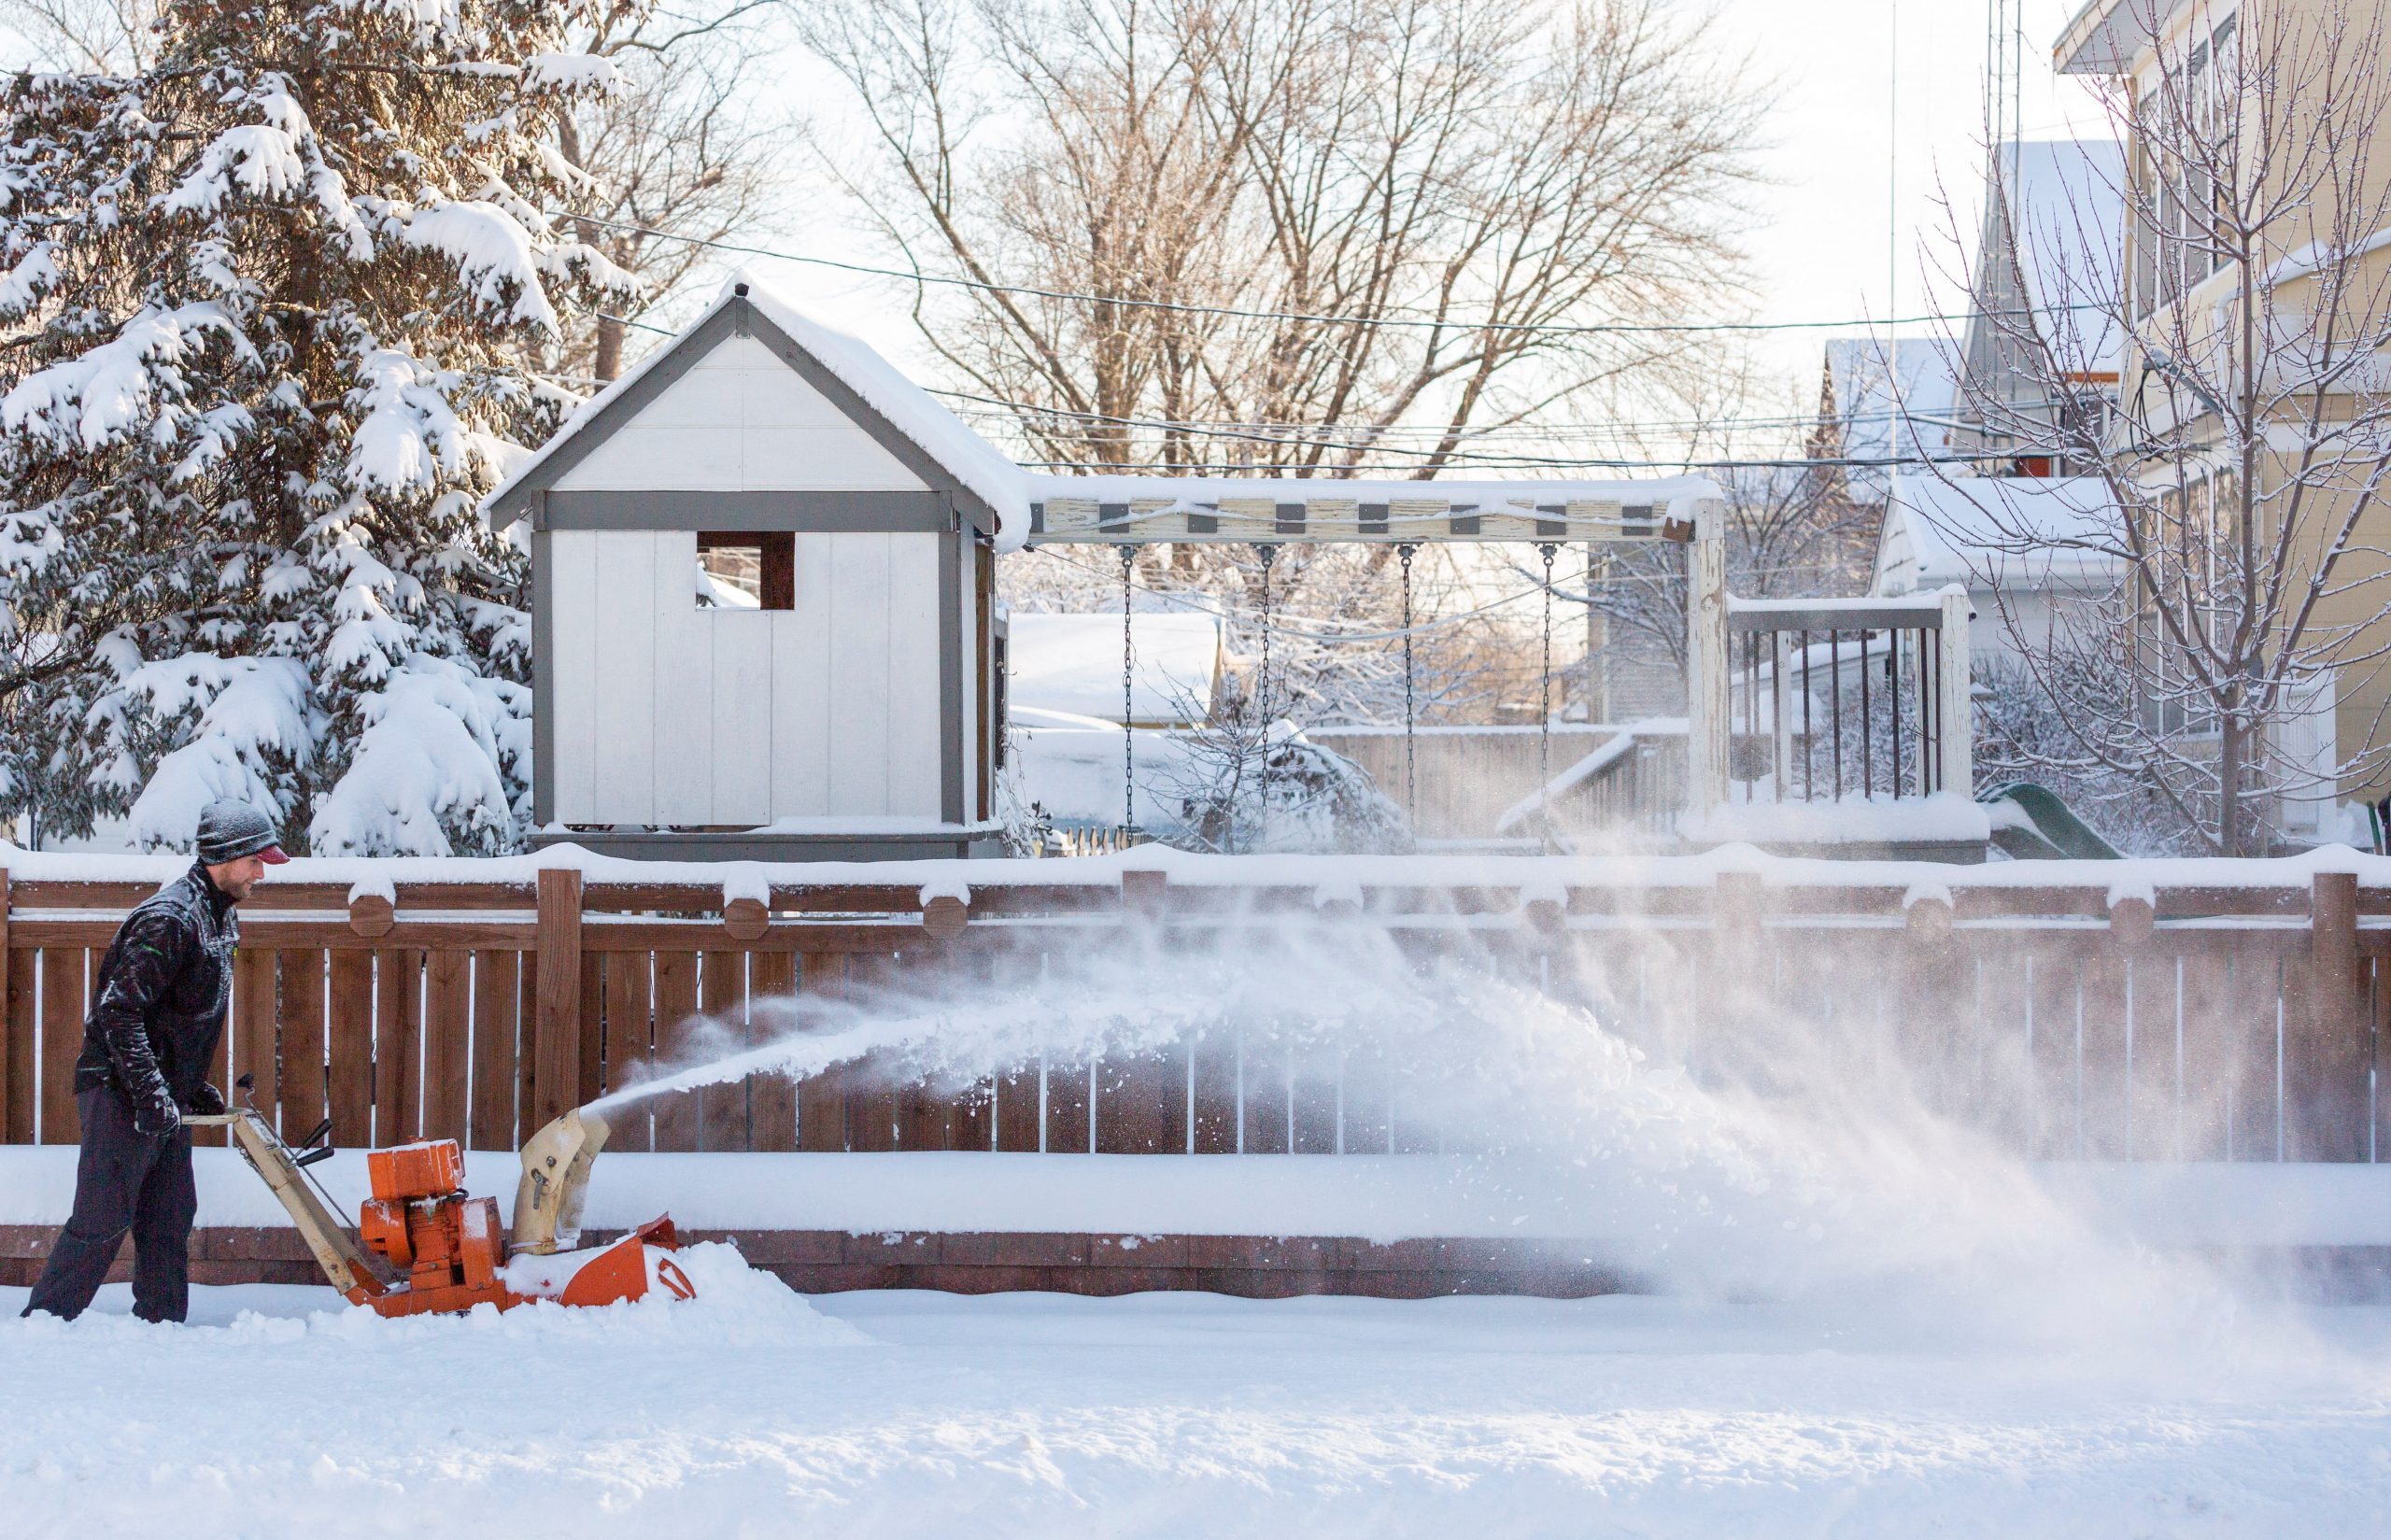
[482,272,1031,546]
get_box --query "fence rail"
[1,857,2382,1164]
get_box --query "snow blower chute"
[190,1081,694,1318]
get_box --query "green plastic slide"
[1977,781,2123,861]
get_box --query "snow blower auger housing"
[191,1085,693,1317]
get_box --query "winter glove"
[185,1081,227,1117]
[132,1087,181,1139]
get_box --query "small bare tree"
[1935,0,2391,855]
[553,2,790,381]
[0,0,157,69]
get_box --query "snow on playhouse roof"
[1009,612,1224,726]
[481,271,1035,546]
[1875,474,2123,597]
[480,270,1721,550]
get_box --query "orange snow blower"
[191,1081,694,1318]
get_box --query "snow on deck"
[2,1253,2387,1537]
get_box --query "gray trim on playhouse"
[541,490,954,531]
[527,825,1008,862]
[531,527,556,827]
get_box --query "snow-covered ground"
[3,1246,2388,1538]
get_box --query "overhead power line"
[560,211,2067,338]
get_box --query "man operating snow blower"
[20,799,286,1324]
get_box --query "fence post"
[2293,870,2368,1161]
[1685,501,1731,823]
[1936,586,1973,798]
[532,868,585,1130]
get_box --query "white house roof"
[481,269,1724,548]
[1874,474,2123,596]
[1822,338,1959,500]
[1991,138,2127,376]
[1009,612,1224,725]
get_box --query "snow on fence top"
[3,838,2384,897]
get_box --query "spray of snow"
[583,917,2330,1363]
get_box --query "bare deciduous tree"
[1934,0,2391,855]
[795,0,1762,475]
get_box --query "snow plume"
[590,917,2304,1358]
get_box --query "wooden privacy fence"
[0,859,2383,1163]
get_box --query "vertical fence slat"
[193,983,231,1147]
[2291,872,2368,1161]
[36,948,86,1143]
[2176,948,2232,1160]
[533,868,585,1132]
[1190,1028,1238,1153]
[327,951,375,1147]
[375,948,422,1145]
[576,949,605,1109]
[469,949,520,1151]
[1290,1044,1340,1154]
[2228,947,2283,1161]
[700,949,750,1151]
[1339,1042,1390,1155]
[1096,1041,1185,1154]
[601,950,653,1152]
[7,940,36,1145]
[1044,1054,1091,1156]
[749,952,797,1151]
[648,951,700,1151]
[796,953,845,1151]
[421,949,471,1144]
[231,950,278,1134]
[842,954,897,1152]
[2078,953,2130,1161]
[278,950,327,1143]
[1239,1029,1289,1154]
[516,952,539,1145]
[2126,953,2178,1161]
[2025,950,2077,1161]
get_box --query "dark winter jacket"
[72,861,238,1112]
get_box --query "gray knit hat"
[196,799,290,865]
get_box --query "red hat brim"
[255,845,291,865]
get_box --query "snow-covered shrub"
[0,0,631,854]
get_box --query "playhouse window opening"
[697,531,795,610]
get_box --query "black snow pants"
[21,1086,197,1323]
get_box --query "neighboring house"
[1872,474,2123,667]
[2058,0,2391,833]
[1814,338,1960,503]
[1950,138,2128,473]
[1007,612,1224,728]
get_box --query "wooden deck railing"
[2,855,2383,1163]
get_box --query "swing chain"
[1120,543,1136,836]
[1397,543,1418,823]
[1537,542,1559,855]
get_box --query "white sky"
[1699,0,2115,385]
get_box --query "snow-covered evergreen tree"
[0,0,632,853]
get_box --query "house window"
[696,531,794,611]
